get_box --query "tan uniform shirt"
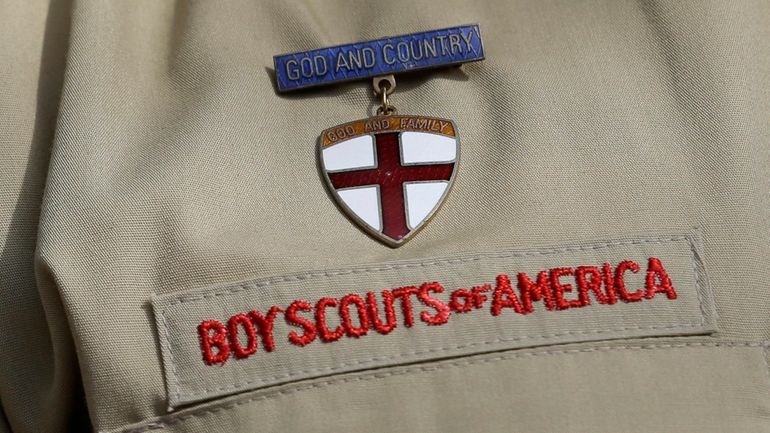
[2,1,770,432]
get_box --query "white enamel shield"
[319,115,459,247]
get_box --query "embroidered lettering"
[392,286,419,327]
[517,270,554,313]
[248,306,282,353]
[197,320,230,365]
[615,260,644,302]
[366,290,398,334]
[491,274,526,315]
[285,300,316,347]
[227,313,257,359]
[316,297,345,342]
[551,267,582,310]
[196,257,680,365]
[417,282,451,325]
[645,257,678,299]
[340,294,370,337]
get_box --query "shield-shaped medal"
[319,115,459,247]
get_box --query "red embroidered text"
[197,257,677,365]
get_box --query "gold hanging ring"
[373,75,397,116]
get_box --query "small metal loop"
[376,104,397,116]
[373,74,397,116]
[377,90,396,115]
[373,74,396,96]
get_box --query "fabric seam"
[158,236,690,305]
[113,342,764,433]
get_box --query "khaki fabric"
[0,1,86,432]
[156,234,716,408]
[0,0,769,432]
[114,339,770,433]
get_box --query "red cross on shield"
[319,115,459,247]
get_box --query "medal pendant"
[273,25,484,247]
[319,77,459,247]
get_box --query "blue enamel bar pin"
[274,24,484,92]
[274,25,485,248]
